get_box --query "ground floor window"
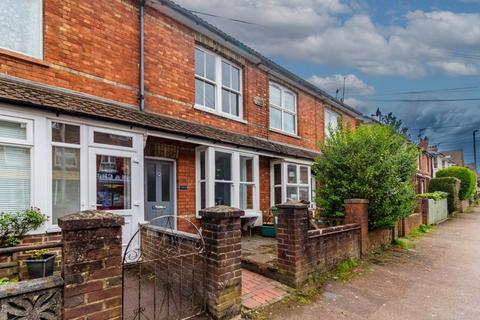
[196,146,259,216]
[271,161,313,207]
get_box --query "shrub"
[417,191,448,201]
[313,124,418,229]
[436,166,476,200]
[0,208,47,247]
[428,177,459,213]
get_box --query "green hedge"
[436,166,476,200]
[417,191,448,201]
[428,177,459,213]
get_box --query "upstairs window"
[269,83,297,135]
[195,47,243,119]
[0,0,43,59]
[324,108,341,138]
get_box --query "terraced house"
[0,0,364,246]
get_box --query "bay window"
[0,0,43,59]
[269,82,297,135]
[0,116,33,213]
[271,161,313,207]
[195,47,243,119]
[196,147,259,216]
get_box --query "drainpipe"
[139,0,146,111]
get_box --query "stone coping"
[276,200,309,209]
[200,205,245,218]
[58,210,125,230]
[0,275,63,299]
[141,223,201,241]
[308,223,361,238]
[344,199,369,204]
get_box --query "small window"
[0,0,43,59]
[324,108,341,138]
[0,119,27,140]
[52,122,80,144]
[93,131,133,148]
[269,83,297,134]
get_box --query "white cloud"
[308,74,375,96]
[175,0,480,78]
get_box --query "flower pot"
[25,254,56,279]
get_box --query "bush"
[428,177,459,213]
[436,166,476,200]
[417,191,448,201]
[0,208,47,247]
[313,124,418,229]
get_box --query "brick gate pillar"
[200,206,244,320]
[276,201,309,288]
[344,199,369,255]
[59,210,124,320]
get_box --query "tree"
[374,108,409,138]
[313,124,419,229]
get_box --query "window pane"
[194,48,204,76]
[273,163,282,185]
[222,89,230,113]
[0,0,43,58]
[240,184,253,210]
[231,67,240,91]
[215,151,231,180]
[274,186,282,205]
[205,52,215,81]
[200,151,206,180]
[215,182,231,206]
[269,85,281,106]
[240,156,253,182]
[195,79,204,105]
[200,181,206,209]
[146,162,156,202]
[161,164,170,202]
[270,107,282,130]
[222,61,231,87]
[205,82,215,109]
[96,155,131,210]
[231,92,239,116]
[52,122,80,144]
[0,119,27,140]
[0,146,30,213]
[284,92,295,112]
[94,132,133,147]
[286,186,298,201]
[52,147,80,224]
[300,166,309,184]
[299,187,309,202]
[287,165,297,183]
[283,113,295,133]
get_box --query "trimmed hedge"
[428,177,460,213]
[436,166,476,200]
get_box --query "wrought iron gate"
[122,216,206,320]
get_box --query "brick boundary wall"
[398,213,423,237]
[59,210,124,320]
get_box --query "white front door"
[88,147,140,250]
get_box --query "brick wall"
[398,213,422,237]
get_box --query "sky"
[175,0,480,167]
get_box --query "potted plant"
[25,249,56,279]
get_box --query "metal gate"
[122,216,206,320]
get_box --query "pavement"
[258,209,480,320]
[241,269,289,310]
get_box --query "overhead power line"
[367,97,480,103]
[372,86,479,96]
[189,10,261,26]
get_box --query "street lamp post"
[474,129,478,174]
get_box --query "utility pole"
[341,76,346,102]
[474,129,478,174]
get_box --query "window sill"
[269,128,301,139]
[0,48,49,68]
[194,104,248,125]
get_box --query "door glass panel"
[94,132,133,148]
[273,163,282,185]
[146,162,156,202]
[200,151,206,180]
[240,156,253,182]
[287,165,297,183]
[200,181,206,209]
[51,122,80,144]
[274,186,282,205]
[240,184,253,210]
[161,164,170,202]
[96,155,131,210]
[52,147,80,224]
[0,120,27,140]
[215,182,231,206]
[215,151,231,180]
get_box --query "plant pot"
[25,254,56,279]
[260,224,276,237]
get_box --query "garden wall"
[419,198,448,224]
[367,228,394,251]
[397,213,423,238]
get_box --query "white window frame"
[270,161,313,207]
[269,82,297,135]
[195,146,259,218]
[88,126,136,151]
[324,108,341,138]
[0,0,44,59]
[194,46,244,121]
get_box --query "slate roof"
[0,76,319,159]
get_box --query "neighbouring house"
[415,138,434,193]
[441,149,465,166]
[0,0,365,247]
[429,146,456,177]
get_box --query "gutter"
[139,0,146,111]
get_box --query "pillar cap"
[276,200,309,209]
[58,210,125,230]
[200,205,245,218]
[344,199,369,204]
